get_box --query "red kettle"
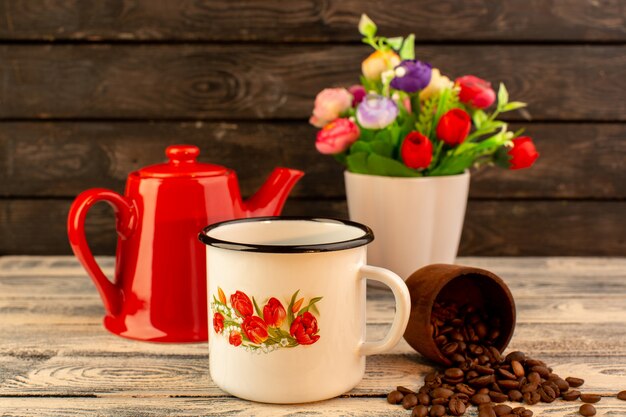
[67,145,303,342]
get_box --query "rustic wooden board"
[1,199,623,256]
[1,397,623,417]
[0,257,624,415]
[0,45,624,120]
[1,122,624,199]
[0,0,623,42]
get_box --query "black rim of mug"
[198,216,374,253]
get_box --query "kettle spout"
[244,168,304,217]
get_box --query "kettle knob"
[166,145,200,164]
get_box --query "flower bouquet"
[310,15,539,176]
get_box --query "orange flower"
[292,298,304,313]
[217,287,227,304]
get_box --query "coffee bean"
[448,397,466,416]
[523,391,540,405]
[554,378,569,392]
[471,393,492,405]
[508,389,523,401]
[478,387,490,395]
[511,360,525,377]
[579,393,601,403]
[434,335,448,345]
[387,390,404,404]
[566,377,585,387]
[402,393,418,409]
[429,404,446,417]
[479,405,496,417]
[520,410,533,417]
[579,403,596,416]
[504,351,525,362]
[538,385,557,403]
[498,368,517,380]
[489,391,508,403]
[456,383,476,396]
[466,370,480,380]
[397,386,415,395]
[441,342,459,356]
[475,364,496,375]
[493,404,512,416]
[512,406,526,414]
[452,392,470,403]
[412,405,428,417]
[431,387,454,399]
[530,365,550,378]
[562,389,581,400]
[525,359,546,368]
[499,379,520,390]
[527,371,541,384]
[450,353,466,364]
[418,392,430,406]
[431,397,449,406]
[618,390,626,401]
[469,374,495,387]
[521,383,538,393]
[445,367,464,380]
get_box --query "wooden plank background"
[0,0,624,255]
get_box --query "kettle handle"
[67,189,136,316]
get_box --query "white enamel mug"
[199,217,411,404]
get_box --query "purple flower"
[356,94,398,129]
[390,60,432,93]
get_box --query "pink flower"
[348,85,366,106]
[316,118,360,155]
[309,88,353,128]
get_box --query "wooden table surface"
[1,256,625,416]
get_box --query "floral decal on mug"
[211,288,322,353]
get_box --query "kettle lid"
[137,145,227,178]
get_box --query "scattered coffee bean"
[579,403,596,416]
[562,389,581,401]
[566,377,585,387]
[493,404,512,416]
[580,393,601,403]
[478,405,496,417]
[402,393,418,409]
[471,393,492,405]
[618,390,626,401]
[397,385,415,395]
[511,360,525,377]
[508,389,523,401]
[431,387,454,399]
[448,397,466,416]
[411,405,428,417]
[417,392,430,406]
[387,390,403,404]
[489,390,508,403]
[429,404,446,417]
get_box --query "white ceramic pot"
[199,217,411,404]
[344,171,470,280]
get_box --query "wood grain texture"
[1,121,624,199]
[2,198,623,256]
[2,397,622,417]
[0,45,624,120]
[0,0,624,42]
[0,257,624,415]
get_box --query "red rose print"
[263,297,287,327]
[230,290,253,317]
[242,316,269,344]
[290,312,320,345]
[229,330,242,347]
[213,312,224,334]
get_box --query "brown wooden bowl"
[403,263,516,366]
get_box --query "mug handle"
[67,188,136,316]
[358,265,411,356]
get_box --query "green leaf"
[346,152,369,174]
[493,145,512,168]
[399,34,415,60]
[367,153,422,177]
[310,303,321,316]
[497,83,509,107]
[297,296,323,316]
[358,14,377,38]
[333,152,347,166]
[386,36,403,50]
[286,290,300,327]
[472,109,488,129]
[252,297,263,319]
[502,101,527,112]
[370,140,394,158]
[350,141,372,153]
[357,126,376,142]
